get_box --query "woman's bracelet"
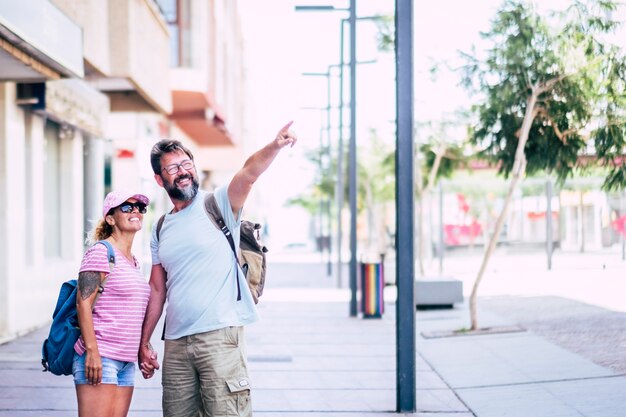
[142,342,153,350]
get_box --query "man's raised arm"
[227,121,298,214]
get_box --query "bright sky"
[239,0,398,249]
[237,0,625,249]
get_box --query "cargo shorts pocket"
[224,378,251,416]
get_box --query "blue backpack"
[41,240,116,376]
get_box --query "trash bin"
[360,262,384,318]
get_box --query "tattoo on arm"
[78,271,102,300]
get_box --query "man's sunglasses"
[118,201,148,214]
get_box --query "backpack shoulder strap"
[94,240,116,302]
[96,240,116,271]
[204,193,224,229]
[204,193,242,301]
[204,193,237,254]
[156,214,166,241]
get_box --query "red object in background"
[158,120,169,138]
[116,149,135,158]
[527,211,546,220]
[457,193,470,213]
[612,215,626,237]
[444,220,482,246]
[527,211,558,220]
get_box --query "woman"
[74,190,151,417]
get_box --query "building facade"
[0,0,247,341]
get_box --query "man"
[139,122,297,416]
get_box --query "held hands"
[274,121,298,149]
[139,343,160,379]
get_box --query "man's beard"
[164,173,199,201]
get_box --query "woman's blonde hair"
[86,218,113,245]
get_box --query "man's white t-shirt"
[151,187,258,340]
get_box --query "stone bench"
[415,277,463,309]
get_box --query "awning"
[170,89,235,147]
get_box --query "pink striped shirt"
[74,243,151,362]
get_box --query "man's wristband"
[142,342,153,350]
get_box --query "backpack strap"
[94,240,116,302]
[204,193,242,301]
[155,214,166,241]
[97,240,116,270]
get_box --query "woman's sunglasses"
[118,201,147,214]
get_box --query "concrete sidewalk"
[249,286,626,417]
[1,259,626,416]
[248,289,470,416]
[415,301,626,417]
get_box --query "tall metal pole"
[395,0,416,411]
[438,181,444,274]
[301,15,377,290]
[348,0,358,317]
[546,179,553,270]
[325,68,333,277]
[318,120,325,257]
[337,20,346,289]
[337,19,376,289]
[301,70,335,273]
[619,193,626,261]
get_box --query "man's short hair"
[150,139,195,175]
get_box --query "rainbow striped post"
[360,262,384,318]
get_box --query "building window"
[156,0,192,67]
[43,121,62,258]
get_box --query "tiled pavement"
[1,258,626,416]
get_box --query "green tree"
[461,0,626,330]
[414,119,467,275]
[286,146,335,216]
[357,130,396,255]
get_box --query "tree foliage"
[461,0,626,330]
[463,0,626,190]
[375,15,395,52]
[357,130,395,211]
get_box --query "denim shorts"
[72,352,136,386]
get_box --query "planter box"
[415,277,463,308]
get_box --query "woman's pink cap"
[102,190,150,218]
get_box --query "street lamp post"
[303,59,375,282]
[302,70,334,277]
[348,0,358,317]
[296,4,379,300]
[295,3,357,312]
[338,13,383,314]
[337,20,346,290]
